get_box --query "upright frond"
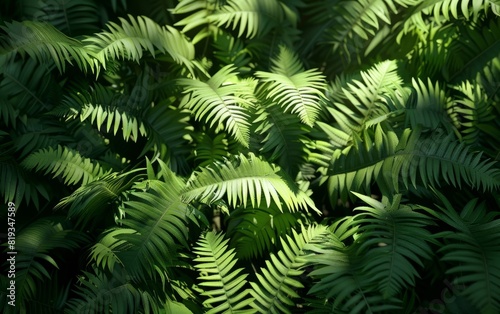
[193,231,254,314]
[256,47,326,126]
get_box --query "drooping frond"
[351,193,435,298]
[193,231,254,314]
[140,104,194,173]
[226,204,305,259]
[90,228,135,273]
[182,153,319,213]
[256,46,326,127]
[319,126,500,205]
[249,225,329,314]
[84,15,197,73]
[179,65,255,147]
[173,0,222,43]
[208,0,301,38]
[192,131,230,168]
[55,171,140,229]
[0,20,94,73]
[21,145,107,186]
[431,194,500,313]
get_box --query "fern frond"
[0,58,61,114]
[179,65,254,147]
[193,131,230,168]
[56,171,140,228]
[352,193,435,298]
[324,60,407,134]
[18,0,99,36]
[432,195,500,313]
[0,20,94,73]
[21,145,106,186]
[112,171,200,281]
[253,100,310,176]
[193,231,254,314]
[90,228,135,273]
[66,268,141,314]
[182,153,319,213]
[208,0,299,38]
[141,103,194,173]
[84,15,197,73]
[320,126,500,205]
[406,78,457,132]
[250,225,330,314]
[256,46,326,127]
[226,204,305,259]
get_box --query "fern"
[182,153,318,213]
[226,204,304,259]
[193,231,254,313]
[250,225,329,314]
[179,65,255,147]
[431,194,500,313]
[255,46,326,127]
[21,145,107,186]
[0,20,94,73]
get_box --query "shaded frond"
[182,153,319,213]
[323,60,407,135]
[352,193,435,298]
[256,46,326,127]
[84,15,197,73]
[192,131,230,168]
[21,145,107,186]
[250,225,329,314]
[66,268,141,314]
[431,195,500,313]
[226,204,305,259]
[56,171,140,228]
[11,218,87,304]
[179,65,255,147]
[193,231,253,314]
[0,20,94,73]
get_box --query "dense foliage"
[1,0,500,313]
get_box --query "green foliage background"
[1,0,500,313]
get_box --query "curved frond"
[193,231,254,314]
[250,225,329,314]
[256,46,326,127]
[0,20,94,73]
[21,145,107,186]
[179,65,255,147]
[84,15,197,73]
[182,153,319,213]
[208,0,299,38]
[56,171,140,228]
[193,131,230,168]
